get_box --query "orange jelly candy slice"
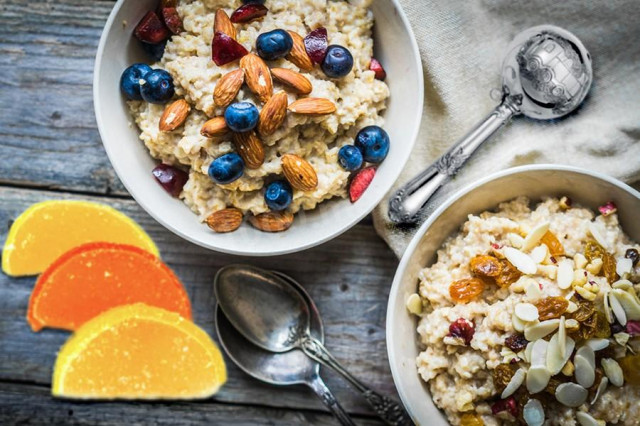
[27,242,191,332]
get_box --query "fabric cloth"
[373,0,640,258]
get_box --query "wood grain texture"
[0,187,399,420]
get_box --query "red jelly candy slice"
[211,31,249,66]
[369,58,386,80]
[152,164,188,197]
[349,167,376,203]
[161,7,183,34]
[304,27,328,64]
[134,11,170,44]
[230,4,268,24]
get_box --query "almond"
[271,68,312,95]
[249,211,294,232]
[240,53,272,104]
[286,30,313,71]
[214,68,244,107]
[258,91,288,136]
[233,131,264,169]
[214,9,236,40]
[201,116,229,138]
[281,154,318,191]
[159,99,190,132]
[206,208,243,233]
[287,97,336,115]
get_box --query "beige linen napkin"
[373,0,640,258]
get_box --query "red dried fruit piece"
[448,318,475,345]
[304,27,328,64]
[369,58,386,80]
[349,167,376,203]
[230,3,268,24]
[152,164,188,197]
[504,334,528,352]
[211,31,249,66]
[598,201,617,217]
[134,11,170,44]
[491,396,518,417]
[627,320,640,336]
[161,7,183,34]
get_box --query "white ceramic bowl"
[94,0,423,256]
[386,165,640,425]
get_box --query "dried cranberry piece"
[491,397,518,417]
[304,27,328,64]
[627,320,640,336]
[134,11,170,44]
[625,248,639,266]
[504,334,528,352]
[152,164,188,197]
[598,201,617,217]
[161,7,183,34]
[211,31,249,66]
[230,4,268,23]
[448,318,475,345]
[349,167,376,203]
[369,58,386,80]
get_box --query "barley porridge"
[407,197,640,425]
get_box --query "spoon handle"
[387,95,521,225]
[301,336,412,426]
[308,375,357,426]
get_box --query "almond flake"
[601,358,624,387]
[557,259,574,290]
[547,334,575,375]
[577,411,603,426]
[612,279,633,290]
[574,253,588,269]
[567,301,579,314]
[513,314,527,332]
[612,288,640,320]
[574,346,596,388]
[406,293,422,315]
[530,245,548,264]
[613,332,630,346]
[501,368,526,398]
[504,247,537,274]
[603,292,614,324]
[526,365,551,394]
[588,222,609,250]
[555,382,588,407]
[515,302,539,322]
[616,257,633,276]
[525,279,544,301]
[585,338,610,352]
[590,377,608,405]
[558,316,567,358]
[609,291,627,326]
[523,399,545,426]
[524,341,534,363]
[530,339,549,366]
[508,233,525,248]
[525,319,560,341]
[522,222,550,251]
[565,318,579,330]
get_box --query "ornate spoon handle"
[388,95,521,224]
[300,336,412,426]
[307,375,356,426]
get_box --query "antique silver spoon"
[214,265,411,426]
[388,25,592,224]
[215,271,356,426]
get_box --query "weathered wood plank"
[0,187,399,417]
[0,382,382,425]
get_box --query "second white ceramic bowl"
[94,0,423,256]
[386,165,640,425]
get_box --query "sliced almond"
[613,332,630,346]
[526,365,551,394]
[406,293,422,315]
[577,411,602,426]
[547,334,575,375]
[523,399,545,426]
[281,154,318,191]
[601,358,624,387]
[530,244,548,264]
[249,211,294,232]
[288,97,336,115]
[585,338,610,352]
[214,68,244,107]
[555,382,588,407]
[590,377,608,405]
[574,345,596,388]
[214,9,236,40]
[524,341,534,363]
[565,318,579,330]
[522,222,550,251]
[612,279,633,290]
[574,253,588,269]
[603,292,614,324]
[201,116,229,138]
[205,208,243,233]
[286,30,313,71]
[530,339,549,366]
[233,131,264,169]
[515,303,539,322]
[524,279,543,301]
[501,367,526,398]
[609,291,627,325]
[616,257,633,276]
[503,247,537,274]
[525,319,559,341]
[588,222,609,250]
[258,91,288,136]
[513,314,527,332]
[614,287,640,316]
[557,258,574,289]
[240,53,272,104]
[271,68,313,95]
[558,316,566,358]
[507,232,525,248]
[159,99,190,132]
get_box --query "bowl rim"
[93,0,424,256]
[385,164,640,423]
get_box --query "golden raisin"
[460,413,484,426]
[593,311,611,338]
[619,354,640,385]
[568,297,596,322]
[602,252,619,284]
[470,255,502,278]
[541,231,564,257]
[449,278,486,303]
[584,240,605,263]
[545,376,568,395]
[492,364,516,395]
[495,259,522,288]
[534,297,569,321]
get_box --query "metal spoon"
[388,25,593,224]
[214,265,411,426]
[215,270,355,426]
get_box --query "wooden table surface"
[0,1,401,424]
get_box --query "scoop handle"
[387,96,521,224]
[307,375,356,426]
[300,335,412,426]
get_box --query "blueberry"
[321,45,353,78]
[256,29,293,61]
[338,145,363,171]
[140,69,174,104]
[142,40,167,62]
[264,180,293,211]
[208,153,245,184]
[354,125,390,164]
[120,63,152,100]
[224,102,260,132]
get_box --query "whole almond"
[249,211,294,232]
[240,53,272,104]
[159,99,191,132]
[271,68,312,95]
[233,131,265,169]
[287,98,336,115]
[258,91,288,136]
[214,68,244,107]
[286,31,313,71]
[214,9,236,40]
[206,208,243,233]
[281,154,318,191]
[201,116,229,138]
